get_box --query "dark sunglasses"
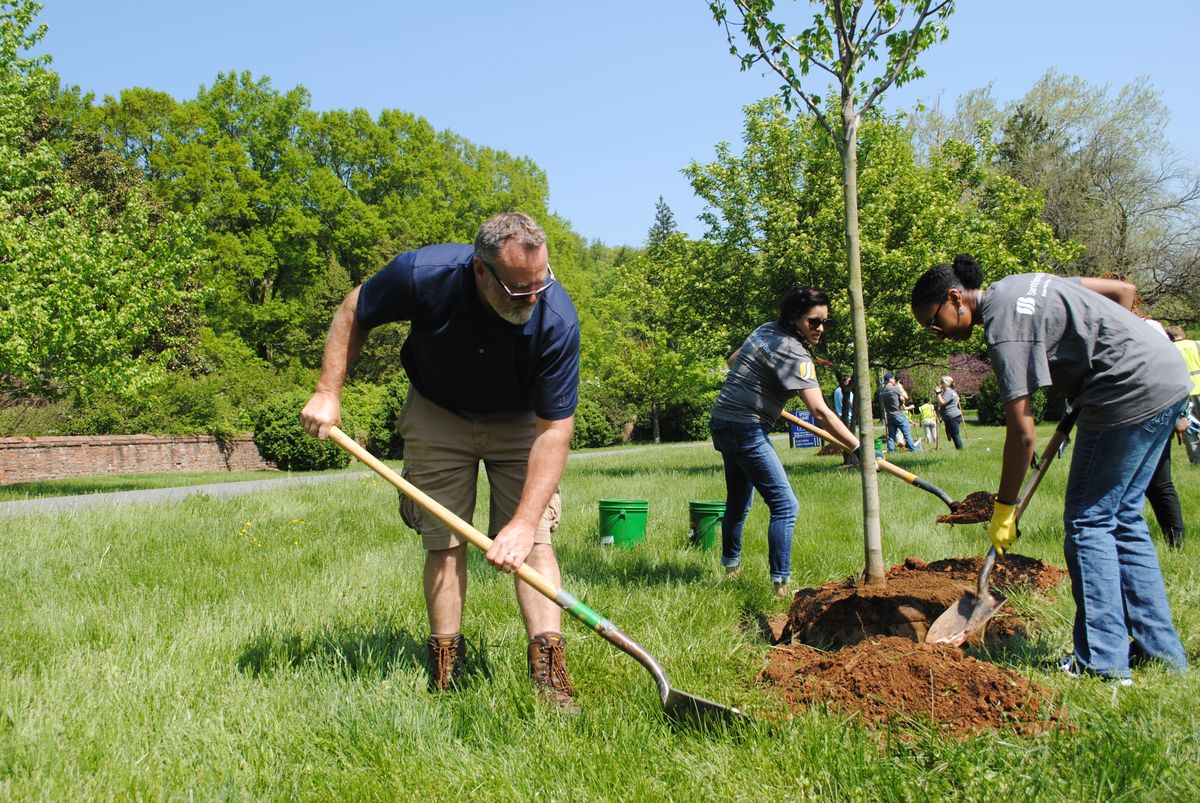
[924,297,948,334]
[480,258,556,299]
[806,317,834,330]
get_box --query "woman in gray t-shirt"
[936,376,964,450]
[709,286,860,597]
[910,254,1189,682]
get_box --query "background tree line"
[2,0,1197,455]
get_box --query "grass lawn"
[0,423,1197,799]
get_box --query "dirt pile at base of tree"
[760,556,1069,737]
[760,636,1068,737]
[816,442,844,457]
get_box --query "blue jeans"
[943,415,964,450]
[710,419,798,583]
[1063,400,1189,679]
[885,413,922,452]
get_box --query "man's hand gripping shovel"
[326,426,748,728]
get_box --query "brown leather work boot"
[527,632,579,712]
[426,634,466,691]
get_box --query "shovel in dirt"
[780,410,959,512]
[326,426,747,728]
[925,408,1080,646]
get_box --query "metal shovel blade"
[663,688,749,728]
[925,547,1007,647]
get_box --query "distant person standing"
[880,373,921,452]
[1167,326,1200,465]
[918,397,938,449]
[1167,326,1200,398]
[832,374,855,427]
[937,376,965,450]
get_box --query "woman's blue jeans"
[943,415,964,450]
[1063,400,1189,678]
[710,418,798,583]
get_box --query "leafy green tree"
[0,0,204,403]
[907,70,1200,321]
[711,0,954,584]
[596,228,716,443]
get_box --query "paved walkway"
[0,439,724,517]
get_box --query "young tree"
[710,0,953,584]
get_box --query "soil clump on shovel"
[761,556,1068,736]
[936,491,996,524]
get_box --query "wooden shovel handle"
[326,426,559,600]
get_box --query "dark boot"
[426,634,466,691]
[527,632,579,712]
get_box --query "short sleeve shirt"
[356,243,580,420]
[879,384,905,416]
[939,388,961,420]
[710,321,819,426]
[979,273,1189,429]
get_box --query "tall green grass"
[1,426,1197,799]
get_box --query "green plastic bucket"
[688,500,725,550]
[598,499,649,548]
[874,436,885,453]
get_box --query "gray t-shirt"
[710,321,819,426]
[980,273,1190,429]
[879,383,905,416]
[939,388,961,420]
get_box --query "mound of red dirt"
[760,556,1070,736]
[816,442,844,457]
[759,636,1067,737]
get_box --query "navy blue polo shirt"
[356,243,579,420]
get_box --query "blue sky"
[35,1,1200,247]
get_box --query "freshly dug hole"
[758,557,1070,736]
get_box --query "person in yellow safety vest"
[1165,326,1200,471]
[918,398,938,448]
[1166,326,1200,397]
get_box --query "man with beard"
[301,212,581,709]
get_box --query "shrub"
[631,388,720,442]
[252,390,350,471]
[571,392,624,449]
[976,372,1046,425]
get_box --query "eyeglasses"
[924,297,948,334]
[806,317,833,330]
[480,258,556,299]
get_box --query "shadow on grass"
[235,622,479,683]
[555,543,709,587]
[567,464,724,480]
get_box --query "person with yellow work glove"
[910,254,1188,685]
[987,501,1019,554]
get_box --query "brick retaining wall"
[0,434,274,485]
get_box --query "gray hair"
[474,212,546,263]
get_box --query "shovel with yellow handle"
[326,426,747,727]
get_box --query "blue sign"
[788,410,820,448]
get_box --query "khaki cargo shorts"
[396,389,561,551]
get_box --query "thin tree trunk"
[651,400,661,444]
[840,111,886,586]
